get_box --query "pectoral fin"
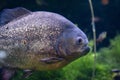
[40,57,63,64]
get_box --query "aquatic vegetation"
[98,35,120,68]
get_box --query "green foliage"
[98,35,120,68]
[109,35,120,66]
[13,70,63,80]
[96,34,120,79]
[62,53,93,80]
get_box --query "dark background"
[0,0,120,48]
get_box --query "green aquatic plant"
[110,35,120,66]
[62,53,93,80]
[98,35,120,68]
[94,34,120,80]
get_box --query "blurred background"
[0,0,120,80]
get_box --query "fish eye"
[78,38,82,43]
[76,37,83,45]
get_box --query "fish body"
[0,7,90,71]
[97,31,107,43]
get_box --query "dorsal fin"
[0,7,31,26]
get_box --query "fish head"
[57,25,90,61]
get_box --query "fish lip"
[82,46,90,55]
[63,46,90,62]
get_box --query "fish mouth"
[63,46,90,62]
[82,46,90,55]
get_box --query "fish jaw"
[81,46,90,56]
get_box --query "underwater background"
[0,0,120,80]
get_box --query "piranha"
[0,7,90,80]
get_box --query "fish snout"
[82,46,90,55]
